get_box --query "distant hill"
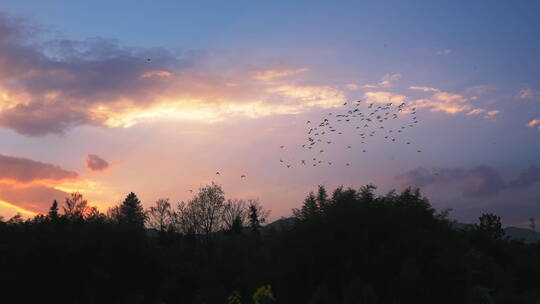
[449,222,540,244]
[263,217,295,232]
[504,226,540,244]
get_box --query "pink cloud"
[86,154,110,172]
[0,154,78,183]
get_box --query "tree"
[316,185,329,212]
[222,199,247,233]
[146,198,172,232]
[63,192,88,220]
[293,192,319,221]
[190,183,226,241]
[118,192,146,229]
[48,200,59,220]
[248,199,269,234]
[477,213,505,239]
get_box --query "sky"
[0,1,539,226]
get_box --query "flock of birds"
[277,99,422,169]
[185,99,422,193]
[202,98,422,189]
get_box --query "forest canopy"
[1,184,539,304]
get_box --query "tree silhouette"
[2,183,540,303]
[48,200,59,220]
[222,199,247,234]
[147,198,172,232]
[293,191,319,222]
[248,199,269,234]
[477,213,505,239]
[63,192,88,220]
[118,192,146,229]
[191,182,226,241]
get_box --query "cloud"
[253,67,309,81]
[518,88,537,100]
[397,165,540,198]
[362,84,378,89]
[0,183,68,214]
[86,154,110,172]
[408,86,440,92]
[0,153,82,214]
[463,166,506,197]
[412,91,472,114]
[485,110,500,118]
[0,14,346,137]
[361,73,401,89]
[527,119,540,129]
[436,49,452,56]
[396,167,467,189]
[0,154,79,183]
[363,91,406,105]
[466,108,485,116]
[507,165,540,189]
[345,84,358,91]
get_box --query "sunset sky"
[1,1,539,226]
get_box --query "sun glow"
[0,199,37,216]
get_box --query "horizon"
[1,1,540,228]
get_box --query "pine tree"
[293,192,319,221]
[48,200,59,220]
[118,192,146,229]
[248,203,261,234]
[316,185,329,212]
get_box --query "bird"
[280,145,285,149]
[188,189,193,193]
[146,58,151,61]
[241,175,246,179]
[286,164,291,168]
[216,172,220,175]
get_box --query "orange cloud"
[0,153,107,215]
[139,70,173,79]
[466,108,485,116]
[253,67,309,81]
[0,15,347,136]
[527,119,540,129]
[363,91,406,104]
[408,86,440,92]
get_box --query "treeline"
[1,184,539,303]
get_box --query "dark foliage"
[1,185,539,303]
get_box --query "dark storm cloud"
[0,153,79,183]
[463,165,506,197]
[397,165,540,198]
[507,165,540,189]
[86,154,110,172]
[396,167,467,188]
